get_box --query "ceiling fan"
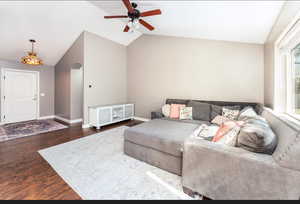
[104,0,162,32]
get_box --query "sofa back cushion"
[262,108,300,171]
[187,101,211,121]
[165,99,262,121]
[166,99,189,106]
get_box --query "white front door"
[2,69,39,123]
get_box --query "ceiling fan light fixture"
[133,19,139,29]
[127,19,139,32]
[21,39,43,66]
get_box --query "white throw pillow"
[162,104,171,117]
[191,124,219,140]
[179,107,193,120]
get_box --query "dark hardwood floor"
[0,119,143,200]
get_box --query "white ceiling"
[95,0,285,44]
[0,1,141,66]
[0,1,285,66]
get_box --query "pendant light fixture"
[21,39,43,66]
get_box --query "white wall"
[127,35,264,118]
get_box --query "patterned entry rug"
[0,119,67,142]
[39,126,192,200]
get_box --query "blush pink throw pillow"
[212,121,244,142]
[169,104,186,119]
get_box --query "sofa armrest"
[182,137,300,200]
[183,137,253,160]
[151,110,164,120]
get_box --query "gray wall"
[71,68,83,120]
[127,35,264,119]
[0,59,55,117]
[83,31,127,125]
[264,2,300,108]
[55,33,84,120]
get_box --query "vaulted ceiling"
[95,0,284,44]
[0,1,141,66]
[0,1,285,66]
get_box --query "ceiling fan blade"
[140,9,162,17]
[104,15,128,19]
[122,0,134,13]
[139,19,155,31]
[123,25,130,32]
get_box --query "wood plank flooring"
[0,119,142,200]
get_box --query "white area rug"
[39,126,191,200]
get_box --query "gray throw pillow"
[237,117,277,155]
[187,101,211,121]
[210,105,223,121]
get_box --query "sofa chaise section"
[182,108,300,200]
[124,119,199,175]
[183,138,300,200]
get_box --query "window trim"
[275,18,300,116]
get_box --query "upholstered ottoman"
[124,119,199,175]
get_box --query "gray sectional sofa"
[124,99,300,200]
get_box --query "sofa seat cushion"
[124,119,199,157]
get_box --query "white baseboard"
[82,124,91,129]
[133,116,150,122]
[70,118,83,123]
[55,116,83,124]
[38,115,55,120]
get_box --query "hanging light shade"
[21,39,43,66]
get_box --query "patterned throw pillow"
[213,121,244,147]
[190,124,219,141]
[198,124,219,141]
[169,104,186,119]
[222,106,240,120]
[162,104,171,117]
[179,107,193,120]
[211,115,231,126]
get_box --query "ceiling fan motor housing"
[128,9,140,20]
[128,2,140,20]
